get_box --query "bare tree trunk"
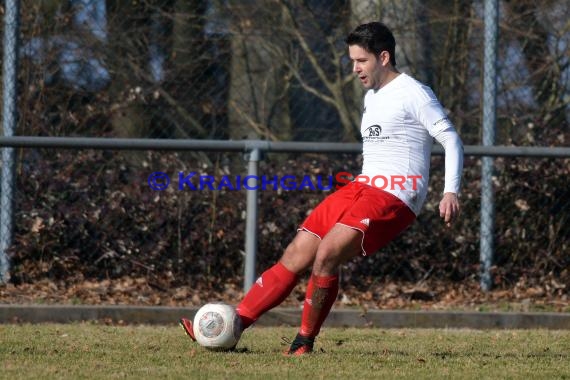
[223,1,292,141]
[425,0,473,136]
[504,0,568,130]
[106,1,175,138]
[169,0,212,138]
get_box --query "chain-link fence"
[1,1,569,305]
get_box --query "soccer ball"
[193,302,242,350]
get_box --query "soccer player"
[180,22,463,355]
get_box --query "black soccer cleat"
[283,333,314,356]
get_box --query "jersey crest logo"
[364,125,382,137]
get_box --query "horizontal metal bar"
[0,136,569,157]
[463,145,570,157]
[0,136,250,151]
[0,136,361,153]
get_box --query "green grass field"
[1,323,569,379]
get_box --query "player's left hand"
[439,192,460,227]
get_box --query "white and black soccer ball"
[193,302,242,350]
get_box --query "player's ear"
[379,51,391,66]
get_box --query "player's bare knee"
[280,237,316,274]
[282,235,309,258]
[312,247,341,276]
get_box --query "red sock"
[299,274,339,337]
[236,262,298,329]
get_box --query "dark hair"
[345,22,397,66]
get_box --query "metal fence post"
[0,0,21,283]
[244,148,261,292]
[480,0,498,292]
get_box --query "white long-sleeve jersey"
[359,73,463,215]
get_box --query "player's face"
[348,45,388,90]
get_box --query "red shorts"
[299,181,416,255]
